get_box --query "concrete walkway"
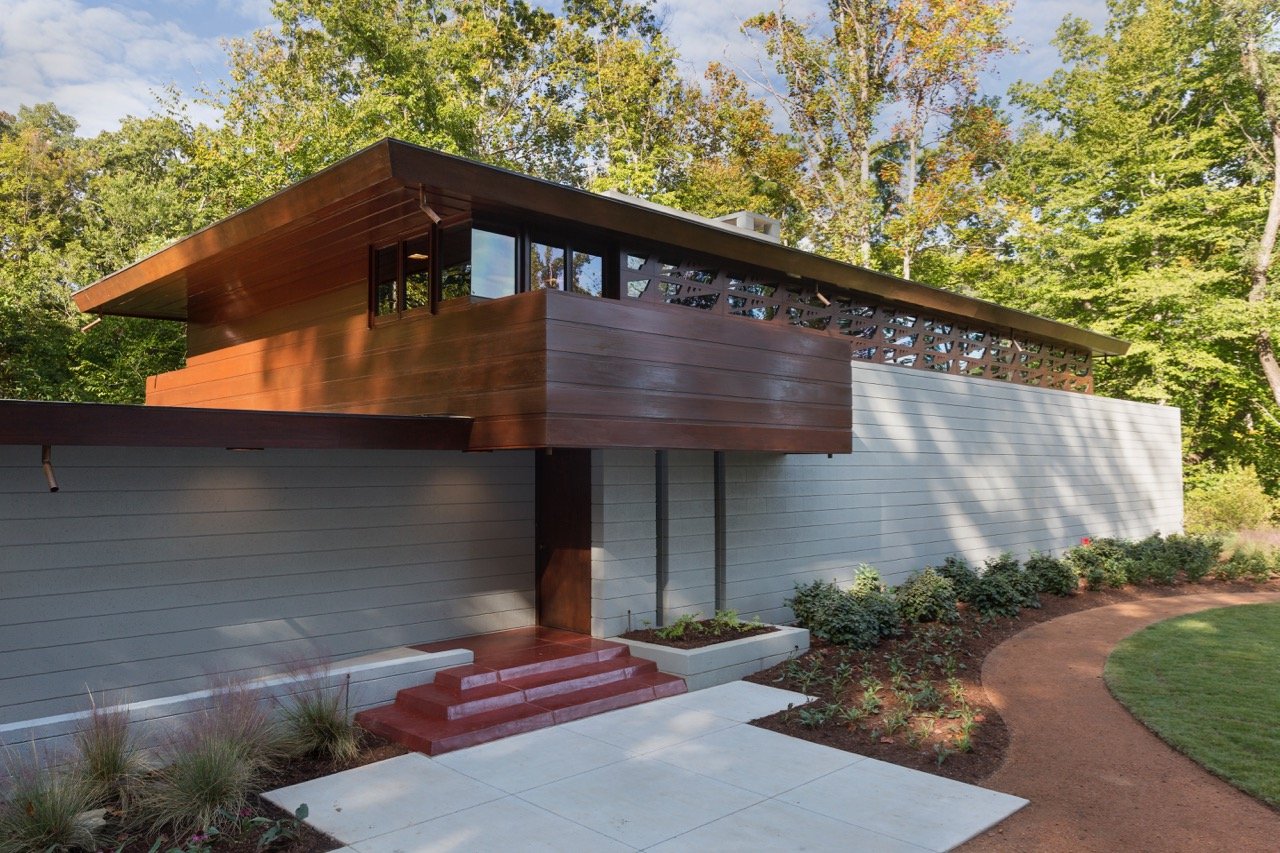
[267,681,1026,852]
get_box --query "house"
[0,140,1181,741]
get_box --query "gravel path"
[962,590,1280,852]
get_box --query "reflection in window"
[403,235,431,311]
[531,242,565,290]
[571,251,603,297]
[373,245,398,316]
[471,229,517,299]
[440,225,470,300]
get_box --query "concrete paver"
[266,682,1027,852]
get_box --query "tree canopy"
[1,0,1278,496]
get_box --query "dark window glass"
[571,251,603,297]
[531,241,565,290]
[373,245,398,316]
[439,225,471,300]
[403,235,431,311]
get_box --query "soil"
[104,732,409,853]
[747,577,1280,787]
[961,586,1280,852]
[620,620,778,649]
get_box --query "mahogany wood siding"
[588,365,1183,634]
[0,445,534,724]
[151,289,853,453]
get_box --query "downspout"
[41,445,59,492]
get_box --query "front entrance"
[535,448,592,633]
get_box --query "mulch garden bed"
[619,621,778,649]
[747,578,1279,785]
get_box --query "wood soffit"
[0,400,473,450]
[73,138,1129,356]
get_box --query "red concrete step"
[355,630,687,755]
[396,681,525,720]
[502,656,657,701]
[533,671,687,724]
[356,702,555,756]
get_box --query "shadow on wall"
[720,363,1183,622]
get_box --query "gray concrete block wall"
[0,446,536,725]
[722,362,1183,625]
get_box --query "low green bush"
[1023,552,1078,596]
[894,568,959,623]
[1217,547,1275,582]
[821,594,884,648]
[141,730,256,836]
[966,572,1025,618]
[1184,464,1278,534]
[1165,533,1224,582]
[933,556,980,602]
[983,553,1040,609]
[786,569,900,647]
[1065,539,1129,590]
[850,564,886,597]
[73,702,143,808]
[787,579,844,630]
[280,682,360,764]
[847,566,903,639]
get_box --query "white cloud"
[0,0,224,134]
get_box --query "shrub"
[203,680,285,772]
[1024,552,1078,596]
[141,729,256,837]
[73,700,143,807]
[983,552,1040,608]
[894,568,959,623]
[280,682,360,764]
[847,566,902,638]
[1165,533,1224,582]
[1217,547,1275,582]
[1065,539,1129,590]
[934,556,980,602]
[0,754,102,853]
[967,572,1025,618]
[820,594,883,649]
[787,580,844,630]
[1185,464,1278,533]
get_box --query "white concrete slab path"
[266,681,1026,852]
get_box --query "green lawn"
[1104,603,1280,808]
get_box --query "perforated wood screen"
[621,252,1094,393]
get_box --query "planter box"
[613,625,809,691]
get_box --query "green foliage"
[0,753,103,853]
[982,552,1040,609]
[1166,533,1226,582]
[850,564,887,597]
[966,571,1025,618]
[1185,464,1278,533]
[1023,551,1078,596]
[1065,539,1130,590]
[73,701,143,807]
[894,568,959,623]
[787,580,845,630]
[1217,546,1276,582]
[279,683,360,764]
[654,612,700,641]
[933,556,981,602]
[786,574,897,649]
[141,732,256,837]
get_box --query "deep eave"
[0,400,472,450]
[73,138,1130,356]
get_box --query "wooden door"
[535,449,592,633]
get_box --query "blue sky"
[0,0,1108,136]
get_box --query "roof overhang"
[0,400,472,450]
[74,138,1129,356]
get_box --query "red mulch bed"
[747,578,1277,785]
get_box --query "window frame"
[368,230,436,325]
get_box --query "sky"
[0,0,1109,137]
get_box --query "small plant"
[1218,547,1274,582]
[894,568,959,623]
[882,710,909,736]
[279,681,360,764]
[0,752,103,853]
[910,682,943,712]
[934,742,956,766]
[1166,533,1224,582]
[934,556,981,602]
[73,697,143,808]
[787,579,844,629]
[250,803,309,850]
[796,704,835,729]
[982,552,1040,608]
[1065,538,1129,590]
[850,564,886,596]
[655,612,701,641]
[1024,551,1078,596]
[966,571,1024,618]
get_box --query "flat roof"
[73,139,1129,356]
[0,400,472,450]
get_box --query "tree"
[743,0,1011,267]
[990,0,1280,486]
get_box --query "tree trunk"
[1236,13,1280,409]
[902,133,918,279]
